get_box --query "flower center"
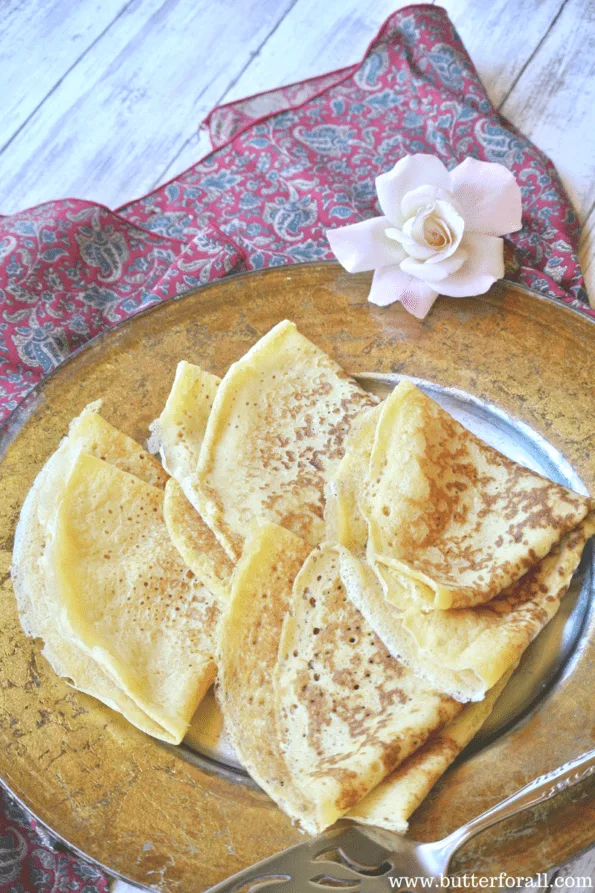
[384,197,465,265]
[423,215,450,249]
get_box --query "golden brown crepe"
[12,403,173,738]
[45,453,218,743]
[149,360,220,487]
[324,403,382,554]
[14,328,593,832]
[216,523,318,830]
[274,543,462,831]
[13,403,219,743]
[164,478,234,600]
[195,320,377,561]
[150,361,236,595]
[362,381,590,610]
[340,514,594,701]
[349,665,516,832]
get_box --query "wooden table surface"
[0,0,593,303]
[1,0,593,887]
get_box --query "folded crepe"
[149,361,233,597]
[164,478,234,601]
[12,403,219,743]
[195,321,378,561]
[216,523,319,831]
[149,359,220,487]
[324,402,382,554]
[360,380,590,610]
[13,404,171,739]
[340,516,594,701]
[349,665,516,832]
[274,542,464,831]
[325,379,593,700]
[217,521,515,835]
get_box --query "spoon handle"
[442,748,595,860]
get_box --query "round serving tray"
[0,263,594,890]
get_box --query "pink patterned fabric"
[0,788,109,893]
[1,5,592,425]
[0,5,590,889]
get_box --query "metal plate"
[0,264,594,891]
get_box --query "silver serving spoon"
[207,748,595,892]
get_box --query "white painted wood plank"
[444,0,595,303]
[499,0,595,222]
[156,0,431,186]
[156,127,213,187]
[0,0,295,214]
[221,0,424,103]
[0,0,129,148]
[157,0,569,195]
[440,0,565,108]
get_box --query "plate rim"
[2,262,593,445]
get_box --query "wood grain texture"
[0,0,296,212]
[440,0,565,108]
[156,0,413,185]
[499,0,595,222]
[223,0,414,102]
[0,0,129,149]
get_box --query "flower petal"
[386,225,436,260]
[401,184,456,220]
[394,200,465,264]
[400,248,467,283]
[427,200,465,259]
[450,158,522,235]
[368,265,439,318]
[437,233,504,297]
[326,217,404,273]
[376,155,451,224]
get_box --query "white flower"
[327,154,522,318]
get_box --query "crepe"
[340,514,595,701]
[216,523,319,830]
[324,403,382,554]
[195,320,377,561]
[275,543,463,831]
[362,381,590,610]
[164,478,234,600]
[44,453,218,742]
[12,403,218,743]
[12,403,173,738]
[349,665,516,832]
[14,326,592,829]
[150,361,236,595]
[149,360,220,487]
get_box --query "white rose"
[327,154,522,318]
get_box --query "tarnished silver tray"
[0,264,593,891]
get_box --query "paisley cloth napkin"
[0,5,591,890]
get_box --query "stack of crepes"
[13,320,594,835]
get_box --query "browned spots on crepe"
[195,321,377,561]
[275,544,463,828]
[364,381,590,609]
